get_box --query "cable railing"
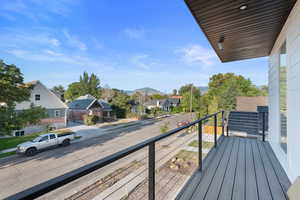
[7,111,225,200]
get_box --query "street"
[0,113,194,199]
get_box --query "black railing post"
[214,114,217,147]
[262,112,265,142]
[221,111,225,136]
[148,142,155,200]
[198,121,203,171]
[226,123,229,136]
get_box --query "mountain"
[198,86,208,93]
[125,87,164,96]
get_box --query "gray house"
[14,81,68,136]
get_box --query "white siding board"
[269,0,300,182]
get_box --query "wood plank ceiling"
[185,0,297,62]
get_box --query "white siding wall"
[269,0,300,181]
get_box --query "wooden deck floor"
[176,136,291,200]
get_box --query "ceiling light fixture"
[239,4,248,10]
[218,35,225,50]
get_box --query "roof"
[185,0,296,62]
[236,96,268,112]
[98,99,112,111]
[77,94,96,100]
[144,100,160,106]
[68,99,96,110]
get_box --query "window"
[15,131,24,136]
[279,41,287,153]
[39,136,49,142]
[49,134,56,139]
[55,110,60,117]
[35,94,41,101]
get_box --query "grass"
[0,128,75,151]
[189,140,214,149]
[0,151,16,159]
[175,150,199,162]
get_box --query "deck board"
[176,136,290,200]
[190,138,232,200]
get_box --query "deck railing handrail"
[7,111,225,200]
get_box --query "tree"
[179,84,201,112]
[0,60,31,106]
[149,94,167,100]
[64,72,101,101]
[64,82,82,101]
[207,73,265,111]
[0,61,47,135]
[110,89,131,118]
[172,89,177,96]
[79,72,101,98]
[52,85,65,101]
[52,85,65,94]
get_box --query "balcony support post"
[262,112,266,142]
[198,121,203,171]
[214,114,217,147]
[149,142,155,200]
[222,111,225,136]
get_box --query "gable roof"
[98,100,112,111]
[15,80,68,110]
[68,98,97,110]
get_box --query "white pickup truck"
[16,133,74,156]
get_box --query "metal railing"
[7,111,225,200]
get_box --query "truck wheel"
[62,139,70,146]
[25,148,37,156]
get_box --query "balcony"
[7,111,290,200]
[176,136,290,200]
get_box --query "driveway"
[0,113,194,199]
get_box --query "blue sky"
[0,0,268,93]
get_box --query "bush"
[160,122,170,133]
[83,114,99,125]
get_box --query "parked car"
[16,133,74,156]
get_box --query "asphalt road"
[0,113,194,199]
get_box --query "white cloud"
[130,54,158,69]
[63,30,87,51]
[0,0,76,21]
[124,28,145,39]
[179,44,217,67]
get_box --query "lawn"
[0,129,74,151]
[189,140,214,149]
[0,151,16,159]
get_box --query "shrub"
[83,114,99,125]
[160,122,170,133]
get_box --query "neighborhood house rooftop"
[185,0,297,62]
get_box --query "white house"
[14,80,68,136]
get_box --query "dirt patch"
[165,150,198,175]
[66,160,143,200]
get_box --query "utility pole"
[190,85,193,120]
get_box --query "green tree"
[110,89,131,118]
[179,84,201,112]
[207,73,265,111]
[65,82,82,101]
[0,61,47,135]
[52,85,65,94]
[65,72,101,101]
[172,89,177,96]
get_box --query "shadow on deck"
[176,136,291,200]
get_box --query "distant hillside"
[125,87,164,96]
[198,86,208,93]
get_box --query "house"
[236,96,268,112]
[14,80,68,136]
[68,95,113,122]
[144,97,181,112]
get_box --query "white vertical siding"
[269,0,300,181]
